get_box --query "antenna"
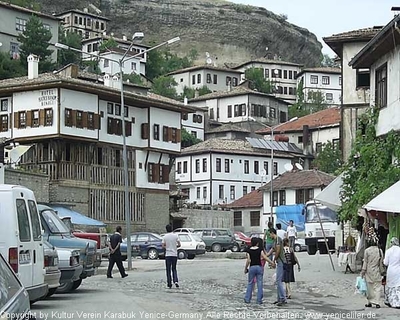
[284,163,293,172]
[295,163,303,170]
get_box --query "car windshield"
[306,204,338,223]
[41,209,71,234]
[0,254,23,309]
[192,234,203,242]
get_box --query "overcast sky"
[231,0,396,56]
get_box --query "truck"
[303,201,340,255]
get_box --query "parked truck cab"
[0,185,48,302]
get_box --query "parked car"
[56,247,83,293]
[234,231,251,252]
[120,240,140,261]
[174,232,206,259]
[294,238,308,252]
[43,240,61,297]
[0,253,31,319]
[38,204,97,291]
[173,228,194,233]
[249,232,265,239]
[123,232,165,260]
[193,228,235,252]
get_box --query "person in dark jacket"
[107,226,128,279]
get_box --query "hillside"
[36,0,322,66]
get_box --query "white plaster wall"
[12,89,59,138]
[214,95,248,123]
[149,108,181,152]
[135,150,169,190]
[182,110,205,140]
[175,155,191,182]
[173,72,191,95]
[191,154,211,182]
[302,72,341,105]
[310,127,340,147]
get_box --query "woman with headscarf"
[383,237,400,308]
[361,238,384,308]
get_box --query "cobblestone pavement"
[33,253,399,320]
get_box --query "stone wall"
[180,208,233,229]
[144,191,170,233]
[4,168,49,202]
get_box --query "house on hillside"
[349,16,400,137]
[205,123,251,141]
[174,138,305,207]
[0,1,59,61]
[296,67,342,106]
[259,170,335,228]
[167,65,243,95]
[181,105,207,141]
[256,108,341,156]
[324,26,382,161]
[229,58,302,104]
[0,60,196,232]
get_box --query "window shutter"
[0,118,2,132]
[94,114,100,129]
[163,126,169,142]
[82,112,88,128]
[162,164,170,183]
[125,121,132,136]
[168,127,173,141]
[26,110,32,127]
[71,110,77,127]
[153,163,160,183]
[176,129,181,143]
[9,113,12,129]
[39,109,45,126]
[141,123,149,139]
[13,112,19,128]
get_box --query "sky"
[231,0,396,56]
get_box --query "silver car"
[56,247,83,293]
[0,253,31,318]
[43,240,61,297]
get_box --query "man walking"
[270,228,287,306]
[286,220,297,249]
[107,226,128,279]
[276,223,286,240]
[162,224,181,288]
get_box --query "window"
[65,109,72,127]
[296,189,304,204]
[227,105,232,118]
[298,136,303,143]
[251,186,256,191]
[10,42,19,56]
[284,87,288,95]
[264,69,269,78]
[289,70,293,79]
[243,186,248,195]
[177,162,182,174]
[191,131,197,138]
[114,104,121,116]
[87,18,91,27]
[153,124,160,140]
[183,161,188,173]
[76,110,83,128]
[272,191,278,207]
[322,76,330,85]
[28,200,41,241]
[207,73,212,84]
[87,44,92,53]
[162,126,169,141]
[272,69,282,78]
[357,69,370,88]
[225,159,230,173]
[263,161,268,175]
[339,76,342,86]
[306,189,314,202]
[107,102,113,114]
[375,63,387,108]
[131,62,136,71]
[79,17,83,25]
[203,186,207,199]
[192,75,196,85]
[310,75,318,84]
[203,158,207,172]
[74,16,78,25]
[230,186,235,200]
[326,93,333,101]
[16,18,27,32]
[193,114,203,123]
[234,211,242,227]
[333,138,340,150]
[197,74,201,84]
[216,158,221,172]
[148,163,154,182]
[213,74,218,84]
[289,87,294,95]
[254,161,259,174]
[226,76,231,86]
[17,199,31,242]
[182,113,188,121]
[234,104,246,117]
[171,128,177,143]
[107,118,113,134]
[232,77,238,86]
[284,70,288,79]
[315,142,322,154]
[1,99,8,111]
[218,185,224,199]
[244,160,249,174]
[19,111,26,129]
[279,190,286,206]
[32,110,39,127]
[269,107,276,119]
[273,162,278,175]
[104,59,109,68]
[93,43,98,52]
[0,115,8,132]
[196,187,201,199]
[87,112,94,130]
[294,71,298,78]
[250,211,260,227]
[196,159,200,173]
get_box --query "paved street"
[31,253,398,320]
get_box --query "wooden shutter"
[82,112,88,128]
[153,163,160,183]
[163,126,169,142]
[39,109,45,126]
[13,112,19,128]
[125,121,132,137]
[9,113,12,129]
[168,127,173,142]
[71,110,77,127]
[26,110,32,127]
[162,164,170,183]
[176,129,181,143]
[141,123,149,139]
[94,114,100,129]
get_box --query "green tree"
[57,28,82,67]
[151,76,177,99]
[288,80,309,119]
[0,52,26,80]
[244,67,273,94]
[311,141,342,174]
[181,128,202,148]
[180,85,211,100]
[99,38,118,52]
[18,15,54,72]
[306,90,327,113]
[123,73,144,86]
[198,85,212,96]
[9,0,40,10]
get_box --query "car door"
[201,230,213,249]
[217,229,233,246]
[135,234,150,251]
[178,234,193,250]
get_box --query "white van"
[0,185,48,302]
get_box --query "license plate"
[19,252,31,264]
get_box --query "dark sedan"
[121,232,165,260]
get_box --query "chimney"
[227,81,232,92]
[83,8,88,13]
[27,54,39,79]
[58,64,79,78]
[112,75,121,90]
[104,74,111,87]
[122,35,127,41]
[184,96,188,105]
[194,89,199,98]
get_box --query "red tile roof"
[256,107,340,134]
[226,189,263,209]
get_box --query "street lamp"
[56,34,180,270]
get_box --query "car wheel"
[46,288,57,298]
[187,254,195,260]
[231,243,240,252]
[56,281,74,293]
[294,244,301,252]
[178,250,187,259]
[147,248,159,260]
[71,279,82,291]
[211,243,222,252]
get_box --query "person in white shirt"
[276,223,286,240]
[162,225,181,288]
[286,220,297,249]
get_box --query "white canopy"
[364,180,400,213]
[314,173,343,211]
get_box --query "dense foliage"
[311,141,342,174]
[57,28,82,67]
[151,76,178,99]
[181,128,202,148]
[244,67,273,94]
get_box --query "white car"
[294,238,308,252]
[175,232,206,259]
[173,228,194,233]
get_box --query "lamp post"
[56,35,180,270]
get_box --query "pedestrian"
[107,226,128,279]
[244,237,275,304]
[383,237,400,308]
[282,238,300,299]
[252,238,267,295]
[264,222,275,261]
[361,238,383,308]
[270,228,287,306]
[276,223,286,240]
[286,220,297,249]
[162,224,181,289]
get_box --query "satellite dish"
[295,163,303,170]
[274,69,279,75]
[265,47,269,51]
[206,58,213,65]
[284,163,293,172]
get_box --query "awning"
[314,173,344,211]
[49,205,106,227]
[364,180,400,213]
